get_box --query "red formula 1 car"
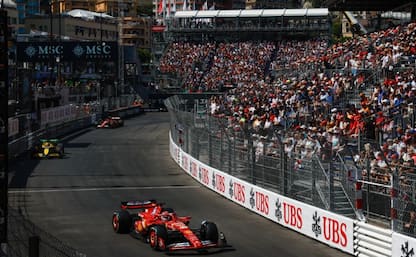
[97,116,124,128]
[112,200,229,253]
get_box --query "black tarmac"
[8,112,350,257]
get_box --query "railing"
[8,115,96,159]
[7,115,94,257]
[7,102,144,257]
[354,221,393,257]
[8,208,86,257]
[166,95,358,219]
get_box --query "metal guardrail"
[8,116,95,160]
[354,221,392,257]
[8,208,86,257]
[7,104,144,257]
[7,115,95,257]
[8,104,144,159]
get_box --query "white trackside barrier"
[392,232,416,257]
[169,133,355,254]
[170,131,416,256]
[354,221,392,257]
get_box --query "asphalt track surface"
[8,113,351,257]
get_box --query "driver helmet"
[160,211,171,221]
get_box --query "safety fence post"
[391,168,399,232]
[28,236,39,257]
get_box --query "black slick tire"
[112,210,132,233]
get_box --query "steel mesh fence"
[396,172,416,237]
[166,93,416,237]
[165,95,359,220]
[8,208,86,257]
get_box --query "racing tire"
[112,210,132,234]
[56,144,64,158]
[149,225,168,251]
[200,221,219,243]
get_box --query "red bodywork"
[119,200,221,251]
[97,116,123,128]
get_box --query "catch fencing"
[166,95,361,220]
[7,103,144,257]
[166,93,416,239]
[7,115,95,257]
[8,208,85,257]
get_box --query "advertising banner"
[16,41,118,62]
[170,135,354,254]
[393,232,416,257]
[40,105,77,126]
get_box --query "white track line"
[8,185,200,194]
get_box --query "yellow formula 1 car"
[31,139,65,159]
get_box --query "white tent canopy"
[66,9,114,20]
[0,0,17,8]
[174,8,329,19]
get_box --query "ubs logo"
[249,188,255,209]
[228,180,234,198]
[275,199,282,221]
[312,211,321,237]
[402,241,414,257]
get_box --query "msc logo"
[86,45,111,55]
[312,211,321,237]
[73,45,84,57]
[25,46,36,57]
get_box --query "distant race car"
[31,139,64,159]
[112,200,229,253]
[96,116,124,128]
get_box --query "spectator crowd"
[160,22,416,189]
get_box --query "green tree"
[136,2,154,17]
[137,48,151,63]
[311,0,323,7]
[331,19,344,43]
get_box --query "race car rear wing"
[120,200,161,210]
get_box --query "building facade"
[44,0,153,48]
[121,16,151,49]
[25,14,118,41]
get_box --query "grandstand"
[324,0,416,12]
[169,8,331,41]
[156,5,416,237]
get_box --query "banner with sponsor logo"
[40,105,77,127]
[16,41,118,62]
[170,133,354,254]
[393,232,416,257]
